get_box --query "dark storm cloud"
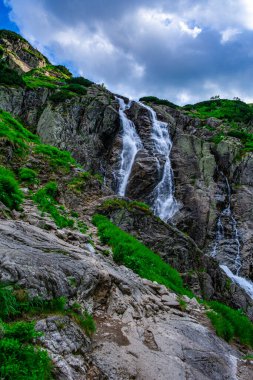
[5,0,253,103]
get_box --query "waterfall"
[211,172,241,275]
[138,101,179,221]
[211,173,253,299]
[220,265,253,299]
[116,97,143,196]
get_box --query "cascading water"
[211,173,253,299]
[116,97,143,196]
[137,101,179,221]
[211,173,241,275]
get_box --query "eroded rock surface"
[0,218,251,379]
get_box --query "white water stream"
[116,97,143,196]
[211,173,253,299]
[137,101,179,221]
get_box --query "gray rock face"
[100,203,253,319]
[0,32,48,73]
[0,218,251,379]
[0,83,252,320]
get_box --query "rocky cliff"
[0,30,253,379]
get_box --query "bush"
[0,338,52,380]
[139,96,178,109]
[0,166,23,210]
[55,65,72,77]
[0,62,25,87]
[92,214,191,296]
[49,90,76,104]
[19,168,37,184]
[65,83,87,95]
[67,76,94,87]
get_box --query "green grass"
[19,167,38,185]
[33,182,74,229]
[0,110,39,155]
[0,166,23,210]
[92,214,191,296]
[206,301,253,347]
[183,98,253,123]
[34,144,76,170]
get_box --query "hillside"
[0,30,253,379]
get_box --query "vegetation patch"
[0,166,23,210]
[92,214,191,296]
[0,61,25,87]
[67,76,94,87]
[0,110,39,156]
[206,301,253,348]
[139,96,178,109]
[100,198,151,213]
[19,167,38,185]
[34,144,76,170]
[49,90,77,104]
[183,98,253,123]
[33,181,74,229]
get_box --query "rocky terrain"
[0,29,253,379]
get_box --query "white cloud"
[179,21,201,38]
[221,28,241,44]
[4,0,253,104]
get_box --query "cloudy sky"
[1,0,253,104]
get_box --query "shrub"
[0,62,25,87]
[55,65,72,77]
[19,167,37,184]
[139,96,178,109]
[67,76,94,87]
[92,214,191,296]
[49,90,76,104]
[0,285,19,320]
[0,166,23,210]
[65,83,87,95]
[0,338,52,380]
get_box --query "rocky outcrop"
[99,201,253,319]
[0,30,48,73]
[0,217,252,379]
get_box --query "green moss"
[92,214,191,296]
